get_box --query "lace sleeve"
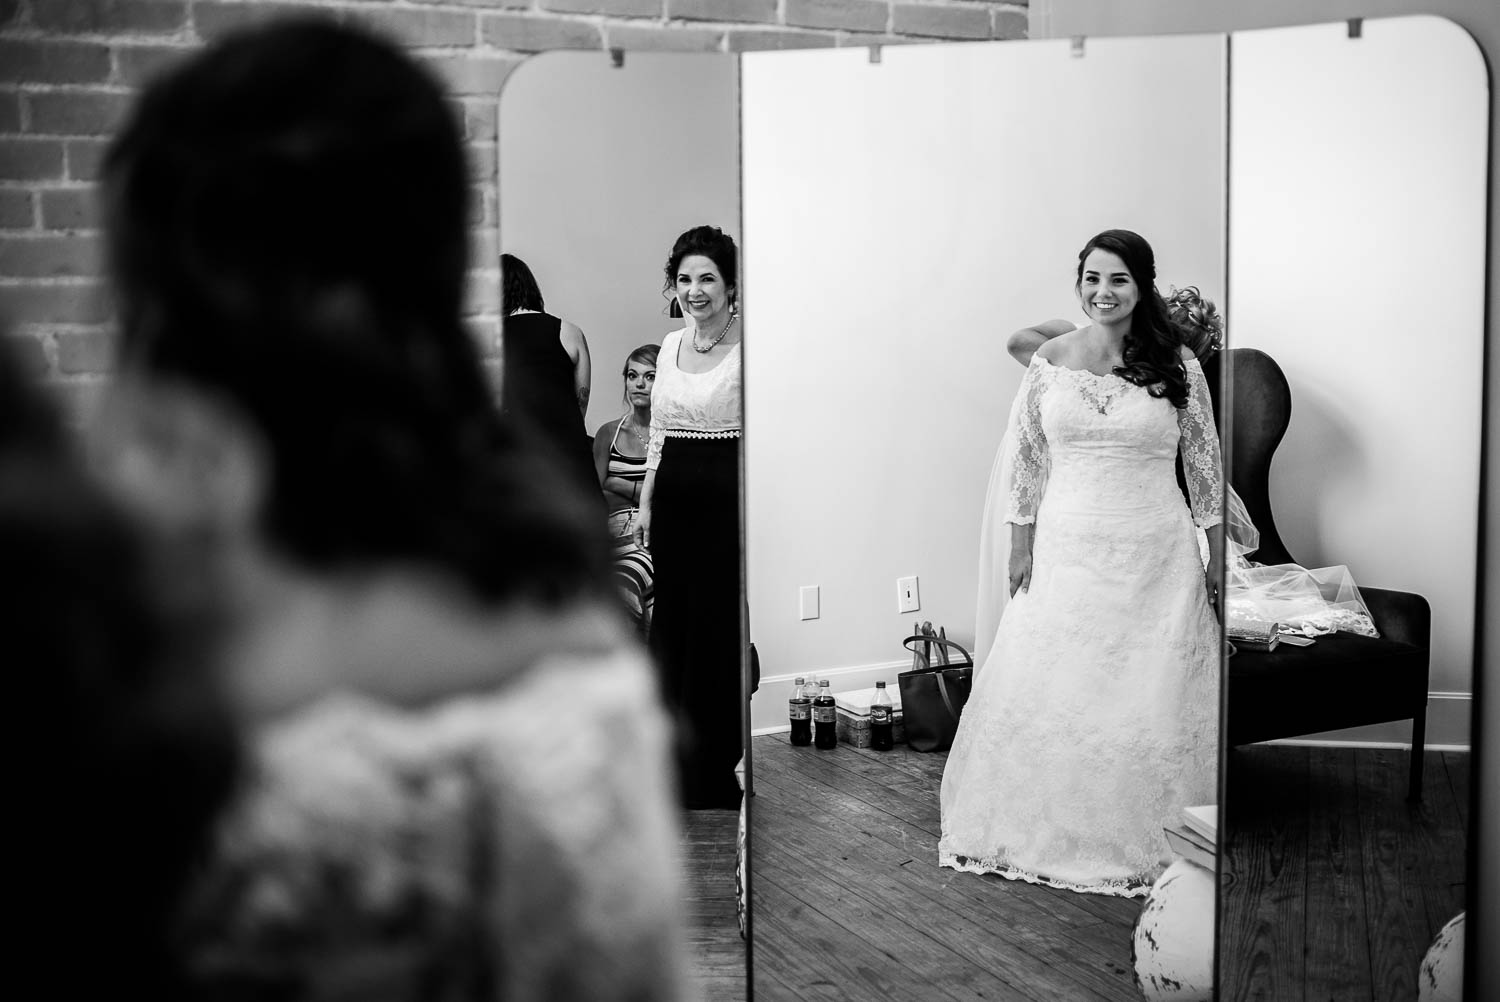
[1002,360,1049,525]
[1178,356,1224,529]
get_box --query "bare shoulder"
[1035,328,1082,363]
[1177,344,1198,362]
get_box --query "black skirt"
[648,435,744,809]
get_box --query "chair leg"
[1407,704,1427,803]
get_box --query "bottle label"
[871,706,891,724]
[813,706,837,723]
[789,703,811,721]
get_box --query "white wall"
[741,37,1227,731]
[498,53,740,433]
[1229,16,1486,746]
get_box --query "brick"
[65,139,110,181]
[991,7,1026,39]
[4,334,50,377]
[466,317,499,354]
[726,29,839,50]
[409,0,528,7]
[604,25,724,51]
[462,269,499,316]
[25,90,133,136]
[424,54,526,95]
[0,283,111,324]
[192,2,310,41]
[481,14,603,52]
[0,41,113,85]
[0,139,66,180]
[468,226,497,270]
[459,99,498,141]
[0,234,103,277]
[55,328,116,372]
[0,190,32,229]
[785,0,887,32]
[541,0,661,15]
[113,43,195,86]
[0,90,20,132]
[350,7,477,49]
[891,3,990,39]
[55,379,109,426]
[466,141,496,182]
[836,31,917,46]
[40,188,100,230]
[465,185,485,224]
[666,0,776,24]
[34,0,190,35]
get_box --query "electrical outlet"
[799,585,820,621]
[897,575,920,614]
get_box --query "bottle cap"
[794,677,805,685]
[875,681,886,688]
[819,679,830,686]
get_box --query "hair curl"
[1163,285,1224,359]
[1076,229,1188,408]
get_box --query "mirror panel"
[742,34,1228,995]
[497,52,748,1001]
[1220,15,1485,998]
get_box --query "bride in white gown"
[939,229,1223,897]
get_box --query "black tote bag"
[897,634,974,752]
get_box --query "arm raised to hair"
[1007,319,1077,366]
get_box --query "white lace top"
[1006,354,1224,529]
[645,328,742,471]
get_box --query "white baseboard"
[749,659,910,733]
[751,664,1475,751]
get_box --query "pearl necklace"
[692,313,734,353]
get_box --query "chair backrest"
[1200,348,1296,566]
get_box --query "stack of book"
[1163,804,1217,870]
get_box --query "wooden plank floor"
[1220,745,1470,1002]
[682,807,748,1000]
[749,733,1143,1002]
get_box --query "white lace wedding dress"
[939,354,1222,897]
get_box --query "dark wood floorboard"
[1220,745,1469,1002]
[750,733,1141,1002]
[681,808,747,1001]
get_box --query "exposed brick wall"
[0,0,1027,419]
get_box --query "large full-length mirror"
[492,14,1486,998]
[497,52,749,1000]
[742,34,1229,998]
[1218,16,1484,1000]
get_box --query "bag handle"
[935,672,963,722]
[902,635,974,671]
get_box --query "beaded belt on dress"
[662,428,741,440]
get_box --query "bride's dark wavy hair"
[1076,229,1188,408]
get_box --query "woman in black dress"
[633,226,744,810]
[500,253,600,502]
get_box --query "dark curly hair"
[662,225,738,314]
[1163,285,1224,360]
[501,253,546,315]
[1076,229,1188,408]
[102,17,607,606]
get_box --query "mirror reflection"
[743,34,1228,998]
[496,52,749,999]
[1218,16,1484,1000]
